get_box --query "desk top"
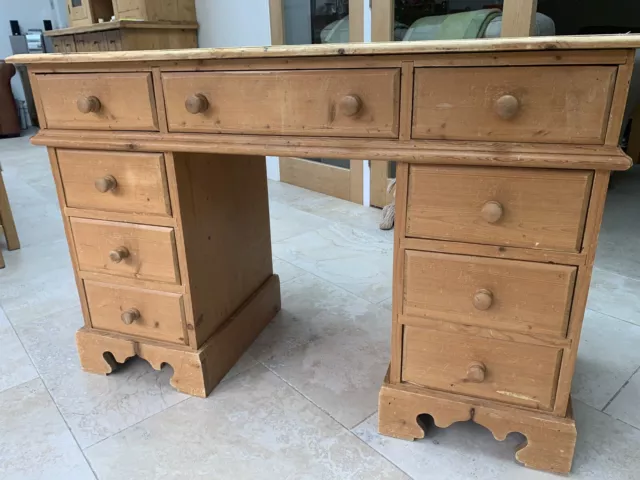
[8,34,640,65]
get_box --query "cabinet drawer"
[84,281,186,345]
[402,327,562,410]
[57,150,171,216]
[406,166,592,252]
[403,251,576,337]
[162,69,400,138]
[71,218,180,284]
[412,65,615,144]
[37,72,158,131]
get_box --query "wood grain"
[84,280,187,345]
[36,73,158,131]
[162,69,400,138]
[70,217,180,284]
[10,35,640,65]
[412,65,616,144]
[402,326,562,410]
[379,379,577,474]
[406,165,593,252]
[57,150,171,217]
[172,152,274,347]
[279,157,351,201]
[501,0,538,37]
[403,251,576,337]
[76,274,280,397]
[0,169,20,251]
[30,129,633,171]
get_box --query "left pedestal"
[47,148,278,397]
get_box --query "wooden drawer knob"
[495,94,520,120]
[473,289,494,311]
[121,308,140,325]
[109,247,130,263]
[481,201,503,223]
[94,175,117,193]
[77,95,101,114]
[339,95,363,117]
[466,361,486,383]
[185,93,209,114]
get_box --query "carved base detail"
[378,379,577,474]
[76,275,281,397]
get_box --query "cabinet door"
[67,0,91,25]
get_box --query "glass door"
[270,0,365,203]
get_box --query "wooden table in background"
[9,34,640,474]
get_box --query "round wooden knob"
[339,95,362,117]
[121,308,140,325]
[185,93,209,114]
[473,289,494,311]
[94,175,117,193]
[77,95,101,114]
[495,94,520,120]
[481,201,503,224]
[109,247,130,264]
[466,361,486,383]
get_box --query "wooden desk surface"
[9,34,640,65]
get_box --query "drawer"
[412,65,615,144]
[406,166,592,252]
[162,69,400,138]
[84,281,186,345]
[37,73,158,131]
[57,150,171,217]
[403,251,577,337]
[402,327,562,410]
[70,218,180,284]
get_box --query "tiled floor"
[1,131,639,479]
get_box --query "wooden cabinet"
[10,35,640,474]
[67,0,114,27]
[46,20,198,54]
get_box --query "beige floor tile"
[272,256,307,284]
[268,200,329,243]
[0,378,95,480]
[13,306,189,448]
[353,400,640,479]
[255,273,392,428]
[587,267,640,326]
[378,296,393,311]
[85,365,408,480]
[572,309,640,410]
[604,369,640,429]
[0,308,38,393]
[273,223,393,303]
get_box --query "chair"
[0,163,20,268]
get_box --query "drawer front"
[71,218,180,284]
[406,166,592,252]
[84,281,186,345]
[57,150,171,216]
[162,69,400,138]
[412,66,615,144]
[402,327,562,410]
[403,251,576,337]
[37,73,158,131]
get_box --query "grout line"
[257,362,413,477]
[602,365,640,412]
[1,305,99,479]
[585,307,640,329]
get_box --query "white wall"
[1,0,67,102]
[195,0,272,48]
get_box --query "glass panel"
[284,0,350,45]
[283,1,351,171]
[395,1,507,42]
[71,0,83,7]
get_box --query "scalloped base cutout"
[75,274,281,397]
[378,379,576,474]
